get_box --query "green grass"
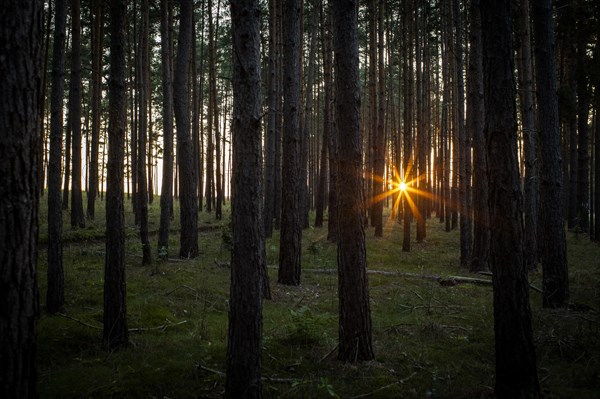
[36,197,599,398]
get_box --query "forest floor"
[36,196,599,398]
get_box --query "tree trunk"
[47,0,68,314]
[576,19,590,233]
[278,0,302,286]
[533,0,570,308]
[323,9,337,243]
[88,0,104,220]
[481,1,540,397]
[205,0,216,213]
[331,0,375,362]
[104,0,129,350]
[516,0,538,270]
[70,0,85,228]
[158,0,174,258]
[467,0,490,273]
[225,2,264,396]
[174,0,199,259]
[0,0,43,395]
[62,117,71,209]
[367,0,378,234]
[315,0,328,229]
[137,0,151,265]
[455,0,471,267]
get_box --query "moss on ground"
[36,199,599,398]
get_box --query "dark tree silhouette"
[174,0,199,259]
[103,0,129,350]
[0,1,43,395]
[331,0,375,362]
[278,0,302,286]
[481,0,540,397]
[532,0,570,308]
[47,0,68,314]
[225,1,264,397]
[70,0,85,228]
[158,0,174,258]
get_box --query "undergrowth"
[36,196,599,398]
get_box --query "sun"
[399,181,407,191]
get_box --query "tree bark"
[0,0,43,395]
[47,0,68,314]
[70,0,85,228]
[158,0,174,258]
[225,2,265,397]
[174,0,199,259]
[278,0,302,286]
[533,0,570,308]
[104,0,129,350]
[331,0,375,363]
[481,1,540,397]
[467,0,490,273]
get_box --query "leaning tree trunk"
[481,0,540,397]
[174,0,199,259]
[0,0,43,395]
[104,0,129,350]
[70,0,85,228]
[225,2,265,397]
[331,0,375,363]
[533,0,570,308]
[47,0,68,314]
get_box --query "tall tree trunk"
[278,0,302,286]
[415,1,427,242]
[374,0,386,237]
[137,0,151,265]
[402,0,414,253]
[0,0,43,395]
[315,1,328,229]
[576,15,590,233]
[214,4,223,222]
[62,117,71,209]
[455,0,472,267]
[467,0,490,273]
[324,8,337,242]
[47,0,68,314]
[481,1,540,397]
[264,0,279,237]
[174,0,199,259]
[533,0,570,308]
[331,0,374,362]
[158,0,174,258]
[225,2,265,396]
[517,0,538,270]
[367,0,378,232]
[70,0,85,228]
[205,0,216,213]
[104,0,129,350]
[88,0,104,220]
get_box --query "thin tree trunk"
[174,0,199,259]
[158,0,174,257]
[70,0,85,228]
[47,0,68,314]
[104,0,129,350]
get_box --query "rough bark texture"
[315,2,328,229]
[70,0,85,228]
[225,3,264,397]
[158,0,174,257]
[517,0,538,270]
[481,1,541,397]
[278,0,302,286]
[103,0,129,350]
[532,0,570,308]
[174,0,199,259]
[331,0,375,363]
[467,0,490,273]
[47,0,68,314]
[0,1,43,395]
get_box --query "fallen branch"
[197,364,301,383]
[350,372,417,399]
[57,313,102,330]
[128,320,188,333]
[318,344,338,363]
[166,285,199,296]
